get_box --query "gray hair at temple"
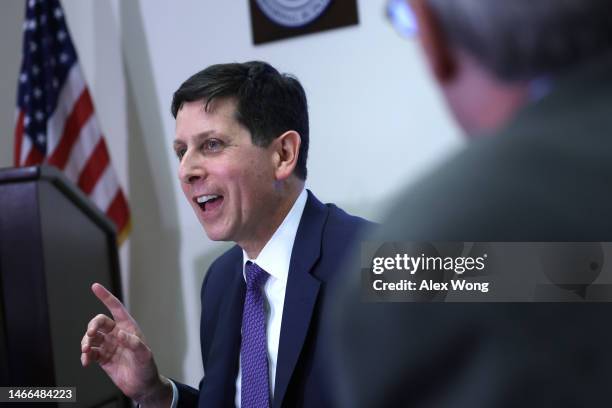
[426,0,612,80]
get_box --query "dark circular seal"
[255,0,332,28]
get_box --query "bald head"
[408,0,612,135]
[425,0,612,81]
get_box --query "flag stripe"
[78,138,110,194]
[63,115,102,183]
[14,110,24,167]
[19,133,32,167]
[24,144,45,166]
[90,165,119,212]
[46,64,86,155]
[107,189,130,236]
[47,88,94,169]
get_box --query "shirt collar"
[242,188,308,283]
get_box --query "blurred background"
[0,0,460,387]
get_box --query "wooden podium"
[0,165,128,407]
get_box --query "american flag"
[14,0,131,243]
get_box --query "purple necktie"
[241,261,271,408]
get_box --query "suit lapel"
[273,191,327,408]
[202,256,245,407]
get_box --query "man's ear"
[272,130,301,181]
[410,0,457,82]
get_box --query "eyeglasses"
[385,0,418,38]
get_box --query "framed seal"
[249,0,359,45]
[254,0,332,28]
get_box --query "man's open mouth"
[195,194,223,212]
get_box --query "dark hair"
[171,61,309,180]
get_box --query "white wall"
[0,0,462,386]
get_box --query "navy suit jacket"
[176,190,372,407]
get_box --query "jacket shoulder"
[325,203,377,238]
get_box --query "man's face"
[174,98,279,246]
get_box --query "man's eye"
[204,139,224,152]
[175,149,186,160]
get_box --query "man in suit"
[335,0,612,406]
[81,61,371,407]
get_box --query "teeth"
[196,194,219,204]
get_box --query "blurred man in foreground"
[81,61,371,407]
[336,0,612,406]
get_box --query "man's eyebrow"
[172,131,218,148]
[172,130,230,148]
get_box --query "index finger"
[91,283,129,322]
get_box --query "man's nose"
[179,151,206,184]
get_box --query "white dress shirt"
[169,188,307,408]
